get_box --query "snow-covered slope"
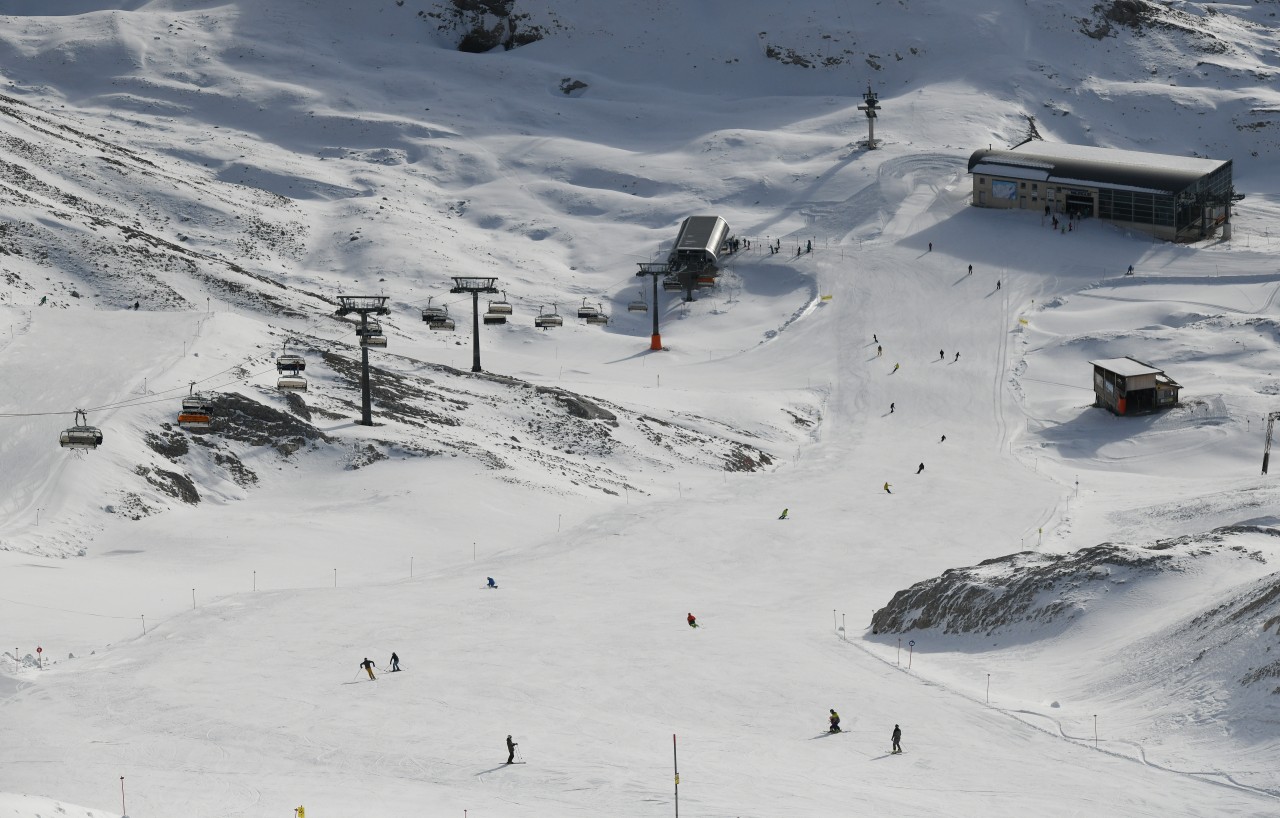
[2,1,1280,815]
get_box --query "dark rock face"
[209,392,330,455]
[418,0,552,52]
[870,544,1174,636]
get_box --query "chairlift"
[489,291,513,316]
[59,409,103,450]
[420,297,448,323]
[355,320,383,337]
[178,384,213,430]
[696,272,717,289]
[360,334,388,348]
[277,354,306,374]
[483,308,507,325]
[277,375,308,393]
[662,276,684,292]
[628,290,648,313]
[534,304,563,329]
[428,309,456,332]
[586,303,609,326]
[577,297,600,319]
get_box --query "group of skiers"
[358,652,401,680]
[828,710,904,754]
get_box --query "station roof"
[1090,357,1164,377]
[968,142,1229,196]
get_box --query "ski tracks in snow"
[837,635,1280,803]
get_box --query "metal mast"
[858,83,881,149]
[449,276,500,372]
[635,262,670,350]
[334,295,390,426]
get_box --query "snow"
[1,1,1280,816]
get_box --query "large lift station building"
[968,142,1232,242]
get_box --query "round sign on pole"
[36,646,41,654]
[909,640,915,647]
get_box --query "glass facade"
[1097,189,1175,227]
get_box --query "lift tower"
[1264,411,1280,474]
[450,276,500,373]
[858,84,881,149]
[635,262,671,351]
[335,295,390,426]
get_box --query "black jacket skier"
[390,652,400,672]
[506,735,518,764]
[891,724,902,754]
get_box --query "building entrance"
[1065,193,1094,217]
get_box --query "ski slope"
[2,1,1280,816]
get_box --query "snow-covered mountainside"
[3,1,1280,816]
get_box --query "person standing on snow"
[967,264,973,276]
[954,351,960,362]
[487,577,497,589]
[890,402,895,414]
[687,613,699,629]
[778,508,789,520]
[360,657,376,681]
[829,709,842,733]
[390,652,400,672]
[891,724,903,754]
[506,735,519,764]
[916,463,925,474]
[892,363,900,373]
[883,482,892,494]
[939,349,945,360]
[877,345,883,357]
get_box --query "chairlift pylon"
[59,409,103,450]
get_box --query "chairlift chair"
[628,290,648,313]
[178,395,213,430]
[662,277,684,292]
[355,320,383,337]
[59,410,103,450]
[428,311,456,332]
[420,297,448,323]
[489,291,513,316]
[483,307,507,325]
[576,297,600,319]
[534,304,563,329]
[277,354,306,374]
[360,334,388,348]
[586,303,609,326]
[696,273,717,289]
[277,375,308,393]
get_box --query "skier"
[360,657,376,681]
[687,612,699,629]
[829,709,842,733]
[954,351,960,362]
[892,363,900,373]
[1126,264,1134,275]
[940,434,946,443]
[806,239,812,254]
[939,349,945,360]
[967,264,973,276]
[778,508,789,520]
[295,808,305,818]
[873,334,878,343]
[928,242,932,252]
[889,402,895,414]
[883,482,892,494]
[891,724,903,754]
[390,652,400,672]
[876,345,883,357]
[996,279,1001,290]
[916,462,924,474]
[506,735,518,764]
[39,296,47,305]
[487,577,497,589]
[133,301,140,310]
